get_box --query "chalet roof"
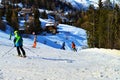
[19,8,32,14]
[45,22,55,27]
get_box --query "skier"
[71,41,77,52]
[9,32,12,40]
[14,30,26,57]
[32,34,37,48]
[61,42,65,50]
[32,36,37,48]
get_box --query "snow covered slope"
[38,24,87,50]
[0,30,120,80]
[63,0,120,9]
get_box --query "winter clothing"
[14,33,23,47]
[61,42,65,50]
[32,35,37,48]
[17,46,26,57]
[72,41,77,51]
[32,40,37,48]
[14,30,26,57]
[9,32,12,40]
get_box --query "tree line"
[1,0,74,10]
[75,0,120,49]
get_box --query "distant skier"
[71,41,77,52]
[61,42,65,50]
[32,32,37,48]
[14,30,26,57]
[32,35,37,48]
[9,32,12,40]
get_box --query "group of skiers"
[61,41,77,51]
[10,30,77,58]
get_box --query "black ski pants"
[16,46,26,56]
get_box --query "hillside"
[4,17,87,50]
[0,24,120,80]
[63,0,120,9]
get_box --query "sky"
[0,20,120,80]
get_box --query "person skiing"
[32,32,37,48]
[9,32,12,40]
[71,41,77,52]
[61,42,65,50]
[14,30,26,57]
[32,36,37,48]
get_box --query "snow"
[35,23,87,50]
[63,0,120,9]
[17,3,23,8]
[0,22,120,80]
[0,0,120,78]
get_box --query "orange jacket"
[72,42,75,48]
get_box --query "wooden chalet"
[19,8,32,16]
[45,22,57,34]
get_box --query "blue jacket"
[14,34,23,47]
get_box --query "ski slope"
[19,18,87,51]
[0,29,120,80]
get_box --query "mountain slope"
[62,0,120,9]
[0,27,120,80]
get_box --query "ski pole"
[24,46,35,53]
[1,47,14,57]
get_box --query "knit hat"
[14,30,18,34]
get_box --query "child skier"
[71,41,77,52]
[14,30,26,57]
[9,32,12,40]
[32,35,37,48]
[61,42,65,50]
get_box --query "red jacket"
[72,42,75,48]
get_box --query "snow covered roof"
[19,8,32,14]
[45,22,55,27]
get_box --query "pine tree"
[104,0,112,9]
[112,4,120,49]
[34,9,42,34]
[0,10,2,21]
[98,0,103,9]
[6,5,12,25]
[41,10,47,19]
[11,10,19,30]
[85,4,100,48]
[87,5,96,47]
